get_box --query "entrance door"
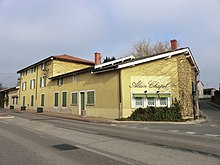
[79,92,85,116]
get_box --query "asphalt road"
[0,100,220,165]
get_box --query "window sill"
[86,104,95,106]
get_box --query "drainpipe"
[118,70,122,118]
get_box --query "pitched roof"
[91,47,199,74]
[17,54,94,73]
[52,54,95,65]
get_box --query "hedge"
[127,103,182,121]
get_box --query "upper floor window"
[73,74,77,83]
[30,79,35,89]
[22,82,26,91]
[32,67,36,73]
[40,76,46,88]
[57,78,63,86]
[41,63,46,71]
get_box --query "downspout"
[118,70,122,119]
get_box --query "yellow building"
[17,46,199,120]
[0,87,19,109]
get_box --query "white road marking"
[168,130,179,133]
[24,128,42,135]
[185,131,196,135]
[204,134,220,137]
[0,121,9,124]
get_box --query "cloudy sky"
[0,0,219,88]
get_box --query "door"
[79,92,85,116]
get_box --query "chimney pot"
[94,52,101,65]
[170,39,178,50]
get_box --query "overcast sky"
[0,0,220,88]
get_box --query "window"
[22,82,26,91]
[73,74,77,83]
[41,94,45,107]
[87,91,95,105]
[62,92,67,107]
[135,97,144,107]
[54,92,58,107]
[30,79,35,89]
[71,92,78,105]
[40,76,46,87]
[147,97,156,107]
[22,96,25,106]
[32,67,36,73]
[16,97,18,105]
[12,97,15,105]
[159,97,168,106]
[31,95,34,106]
[57,78,63,86]
[41,63,46,71]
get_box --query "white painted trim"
[94,55,135,69]
[118,49,189,69]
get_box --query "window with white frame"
[22,82,26,91]
[41,63,46,71]
[32,67,36,73]
[40,76,46,87]
[87,91,95,105]
[147,97,156,107]
[135,97,144,107]
[30,79,35,89]
[132,93,170,108]
[71,92,78,105]
[159,97,168,106]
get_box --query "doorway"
[79,92,85,116]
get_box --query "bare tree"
[129,39,174,58]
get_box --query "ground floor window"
[54,92,59,107]
[31,95,34,106]
[135,97,144,107]
[71,92,78,105]
[62,91,67,107]
[87,90,95,105]
[132,93,170,108]
[22,96,25,106]
[41,94,45,107]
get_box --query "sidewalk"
[13,109,206,125]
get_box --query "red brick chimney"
[170,39,178,50]
[94,52,101,65]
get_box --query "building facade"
[17,47,199,120]
[0,87,19,109]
